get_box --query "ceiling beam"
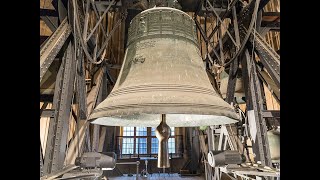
[40,9,58,17]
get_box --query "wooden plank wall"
[107,11,126,82]
[40,102,52,155]
[191,13,225,61]
[40,20,52,37]
[40,0,54,37]
[263,0,280,111]
[264,0,280,52]
[40,0,55,9]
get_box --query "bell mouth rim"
[89,113,239,127]
[90,102,239,119]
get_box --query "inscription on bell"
[137,41,156,50]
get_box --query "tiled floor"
[108,173,205,180]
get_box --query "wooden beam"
[40,9,59,17]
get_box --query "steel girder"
[75,49,88,121]
[225,4,241,104]
[43,41,77,174]
[241,49,272,167]
[245,27,280,88]
[256,62,280,102]
[40,18,71,82]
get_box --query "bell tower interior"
[40,0,280,179]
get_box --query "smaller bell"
[267,129,280,163]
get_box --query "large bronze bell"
[89,7,239,168]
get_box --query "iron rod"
[86,0,115,42]
[206,0,238,47]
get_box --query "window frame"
[119,127,178,158]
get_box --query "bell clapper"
[163,167,166,177]
[155,114,171,168]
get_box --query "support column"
[241,49,272,167]
[43,41,76,174]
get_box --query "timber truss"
[40,0,280,179]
